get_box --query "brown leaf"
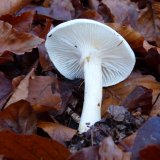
[38,44,53,71]
[0,100,37,134]
[78,10,104,22]
[121,86,153,114]
[37,121,76,144]
[100,0,138,26]
[26,76,62,112]
[68,137,131,160]
[108,23,145,53]
[139,145,160,160]
[0,11,34,32]
[118,133,137,150]
[5,68,35,108]
[132,117,160,160]
[0,72,12,110]
[144,48,160,76]
[32,14,52,39]
[0,52,14,65]
[97,2,114,23]
[48,0,75,20]
[0,21,44,55]
[0,0,31,16]
[102,72,160,117]
[68,146,99,160]
[0,130,70,160]
[135,1,160,46]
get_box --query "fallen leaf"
[144,48,160,76]
[32,14,52,39]
[78,9,104,22]
[0,100,37,134]
[0,11,34,32]
[143,40,160,54]
[97,2,114,22]
[37,121,76,144]
[99,0,138,26]
[102,72,160,117]
[118,133,137,150]
[93,0,160,46]
[0,130,70,160]
[139,145,160,160]
[0,72,13,110]
[132,117,160,160]
[68,146,99,160]
[0,21,44,55]
[108,23,145,53]
[121,86,153,114]
[0,0,31,16]
[99,137,127,160]
[48,0,75,20]
[0,52,14,65]
[5,68,34,108]
[135,1,160,46]
[26,76,62,112]
[38,44,54,71]
[68,137,131,160]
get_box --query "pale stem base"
[78,56,102,133]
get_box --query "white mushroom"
[45,19,135,133]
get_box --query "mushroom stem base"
[78,56,102,133]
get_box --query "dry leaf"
[0,0,31,16]
[101,72,160,117]
[0,21,43,55]
[132,117,160,160]
[27,76,62,112]
[78,9,104,22]
[139,145,160,160]
[5,68,34,108]
[121,86,153,114]
[38,43,54,71]
[0,72,13,109]
[0,52,14,65]
[0,100,37,134]
[68,137,131,160]
[135,1,160,46]
[0,130,70,160]
[37,121,76,144]
[108,23,145,53]
[0,11,34,32]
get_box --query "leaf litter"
[0,0,160,160]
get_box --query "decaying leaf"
[68,136,131,160]
[0,0,31,16]
[37,121,76,144]
[144,48,160,76]
[0,11,34,32]
[0,72,13,109]
[102,72,160,117]
[27,75,62,112]
[139,144,160,160]
[135,1,160,46]
[38,43,54,71]
[132,117,160,160]
[0,100,37,134]
[0,130,70,160]
[0,21,44,55]
[108,23,145,53]
[121,86,153,114]
[5,68,34,108]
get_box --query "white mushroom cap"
[45,19,135,87]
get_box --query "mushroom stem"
[78,56,102,133]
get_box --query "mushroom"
[45,19,135,133]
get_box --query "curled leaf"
[0,21,44,55]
